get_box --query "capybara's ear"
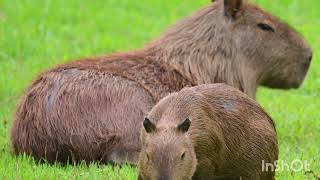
[143,117,156,133]
[223,0,243,19]
[177,118,191,133]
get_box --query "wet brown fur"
[139,84,278,180]
[12,0,310,164]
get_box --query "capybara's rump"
[11,68,154,163]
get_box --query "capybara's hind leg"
[11,74,62,163]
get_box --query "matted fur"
[139,84,278,180]
[12,0,310,163]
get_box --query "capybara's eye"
[181,152,186,160]
[257,23,275,33]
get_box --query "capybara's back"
[138,84,278,180]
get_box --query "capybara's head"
[158,0,313,96]
[211,0,313,88]
[138,117,197,180]
[218,0,313,89]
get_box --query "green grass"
[0,0,319,179]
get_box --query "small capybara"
[138,84,278,180]
[12,0,308,163]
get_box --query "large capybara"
[12,0,309,163]
[138,84,278,180]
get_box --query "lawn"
[0,0,319,179]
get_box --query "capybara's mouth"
[290,81,303,89]
[302,61,312,75]
[262,78,301,90]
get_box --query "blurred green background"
[0,0,319,179]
